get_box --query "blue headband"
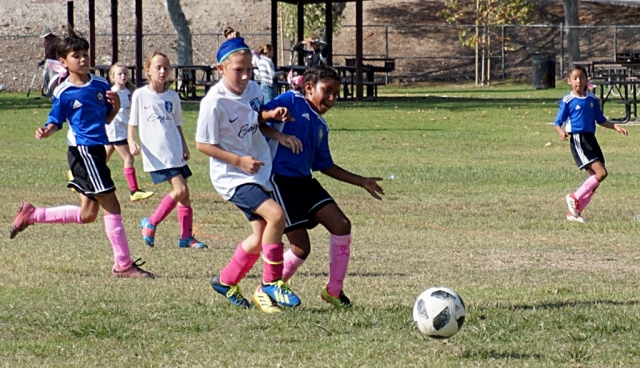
[217,38,251,63]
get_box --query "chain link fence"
[2,24,640,91]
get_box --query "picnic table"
[576,60,640,123]
[173,64,216,100]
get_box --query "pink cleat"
[9,202,35,239]
[112,258,154,278]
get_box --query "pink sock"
[123,167,139,192]
[262,243,284,283]
[104,214,132,269]
[148,194,177,226]
[177,205,193,240]
[578,191,594,212]
[282,249,306,282]
[327,234,351,296]
[219,243,260,285]
[574,176,600,201]
[30,206,82,224]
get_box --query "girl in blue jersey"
[554,65,628,223]
[261,66,385,308]
[8,35,153,278]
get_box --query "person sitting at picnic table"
[292,35,329,67]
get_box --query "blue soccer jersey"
[263,90,333,177]
[46,75,113,146]
[554,92,606,133]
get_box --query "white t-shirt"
[195,80,271,200]
[129,86,185,172]
[106,86,131,142]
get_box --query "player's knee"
[81,210,98,224]
[173,185,189,201]
[336,217,351,235]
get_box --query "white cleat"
[566,213,587,223]
[565,194,580,218]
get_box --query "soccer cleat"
[321,287,353,309]
[210,274,251,308]
[9,202,35,239]
[252,287,282,314]
[260,279,301,308]
[178,235,208,249]
[130,190,154,202]
[565,194,580,218]
[140,217,156,247]
[566,212,588,223]
[111,258,154,278]
[66,170,76,193]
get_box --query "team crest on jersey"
[318,127,324,141]
[250,98,260,112]
[165,101,174,113]
[96,92,104,103]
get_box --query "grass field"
[1,82,640,367]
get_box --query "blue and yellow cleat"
[260,279,301,308]
[210,274,251,308]
[252,287,281,314]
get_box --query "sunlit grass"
[1,83,640,367]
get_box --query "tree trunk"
[563,0,580,69]
[163,0,193,65]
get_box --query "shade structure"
[271,0,368,100]
[79,0,370,95]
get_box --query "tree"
[164,0,193,65]
[279,2,346,45]
[562,0,580,68]
[440,0,536,86]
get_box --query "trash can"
[532,53,556,89]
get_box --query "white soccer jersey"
[106,86,131,142]
[195,80,271,200]
[129,86,186,172]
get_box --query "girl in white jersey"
[106,63,153,203]
[195,37,302,313]
[128,52,206,249]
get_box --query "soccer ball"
[413,286,466,339]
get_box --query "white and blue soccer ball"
[413,286,466,339]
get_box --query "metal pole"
[89,0,95,67]
[385,25,389,84]
[111,0,118,64]
[613,25,617,62]
[559,23,564,78]
[67,1,74,29]
[135,0,143,87]
[501,25,505,80]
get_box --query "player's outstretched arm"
[35,123,59,140]
[600,121,628,137]
[321,164,385,200]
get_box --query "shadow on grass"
[337,96,559,110]
[460,348,542,360]
[508,299,640,310]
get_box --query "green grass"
[1,82,640,367]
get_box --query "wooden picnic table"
[590,78,640,123]
[173,64,216,100]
